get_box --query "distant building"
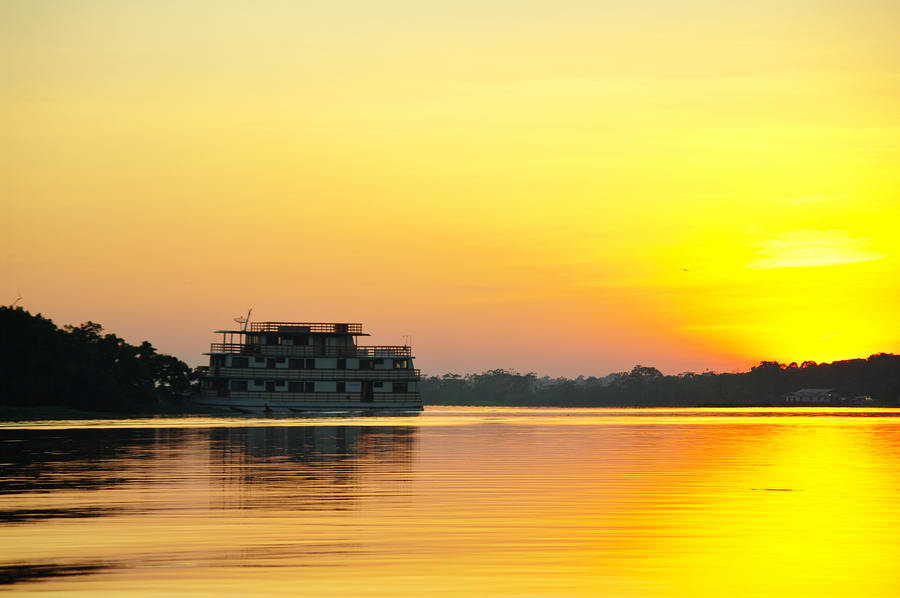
[783,388,843,404]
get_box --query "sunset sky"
[3,1,899,376]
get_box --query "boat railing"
[356,346,413,357]
[216,391,420,403]
[208,344,412,357]
[249,322,363,334]
[213,368,421,381]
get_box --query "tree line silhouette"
[3,306,898,412]
[0,306,196,413]
[421,357,900,407]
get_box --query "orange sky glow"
[3,1,899,376]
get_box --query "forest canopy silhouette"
[0,307,196,413]
[2,306,898,413]
[420,358,900,407]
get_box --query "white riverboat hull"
[194,395,423,415]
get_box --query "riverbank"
[0,403,226,422]
[6,401,898,422]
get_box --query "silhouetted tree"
[0,307,197,413]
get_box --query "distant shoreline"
[419,360,900,409]
[0,403,225,422]
[421,401,896,408]
[3,402,899,422]
[4,308,898,420]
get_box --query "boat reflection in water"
[0,424,416,586]
[208,425,416,511]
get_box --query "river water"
[2,407,900,597]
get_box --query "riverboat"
[197,319,422,413]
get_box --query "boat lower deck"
[195,393,423,415]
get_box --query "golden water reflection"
[1,407,900,597]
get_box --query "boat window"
[288,382,302,392]
[374,381,384,388]
[392,382,407,393]
[288,358,302,369]
[337,359,346,370]
[230,380,248,391]
[305,382,315,393]
[232,357,249,368]
[305,358,315,369]
[336,382,345,393]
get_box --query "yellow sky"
[2,1,899,375]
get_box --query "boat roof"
[214,330,370,336]
[216,322,369,336]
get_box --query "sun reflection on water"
[1,407,899,597]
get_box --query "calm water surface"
[2,407,900,597]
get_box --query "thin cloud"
[783,196,836,205]
[748,230,886,270]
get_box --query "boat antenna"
[233,308,252,333]
[10,293,22,308]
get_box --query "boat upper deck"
[207,343,412,357]
[253,322,364,335]
[215,322,368,336]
